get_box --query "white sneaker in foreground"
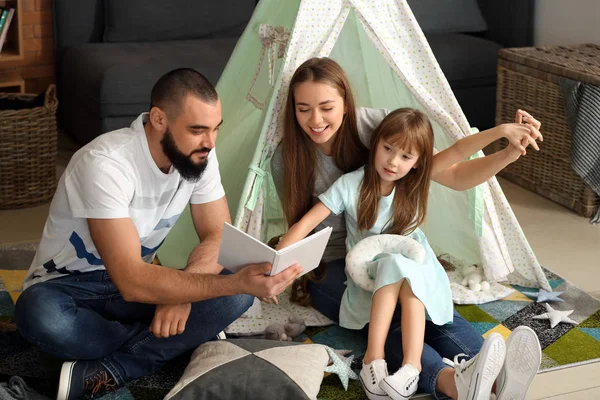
[445,332,506,400]
[216,330,227,340]
[360,359,391,399]
[496,326,541,400]
[380,363,420,399]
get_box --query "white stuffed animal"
[460,264,490,292]
[346,234,425,292]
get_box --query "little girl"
[276,108,536,400]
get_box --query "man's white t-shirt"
[22,113,225,289]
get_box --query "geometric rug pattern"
[299,267,600,399]
[455,268,600,372]
[1,266,600,399]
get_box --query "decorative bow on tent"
[247,25,292,110]
[259,24,291,85]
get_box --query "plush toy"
[460,264,490,292]
[264,316,306,341]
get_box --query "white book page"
[217,223,276,273]
[270,227,332,276]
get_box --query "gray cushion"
[53,0,104,54]
[61,38,240,118]
[407,0,487,34]
[103,0,255,43]
[425,33,502,88]
[164,339,329,400]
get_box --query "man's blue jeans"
[14,270,253,385]
[307,259,484,399]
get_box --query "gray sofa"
[53,0,257,145]
[54,0,533,146]
[408,0,534,130]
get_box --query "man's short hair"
[150,68,218,118]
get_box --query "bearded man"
[16,68,301,400]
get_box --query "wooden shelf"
[0,0,23,63]
[0,48,20,61]
[0,71,24,92]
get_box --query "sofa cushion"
[104,0,255,43]
[407,0,487,34]
[454,85,497,130]
[425,33,502,89]
[61,38,240,118]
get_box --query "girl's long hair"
[282,58,368,303]
[357,108,434,235]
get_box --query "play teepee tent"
[158,0,551,293]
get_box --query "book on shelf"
[0,8,8,40]
[0,7,15,54]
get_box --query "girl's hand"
[516,109,542,133]
[500,122,541,155]
[498,109,543,155]
[504,136,530,163]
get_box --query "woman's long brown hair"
[357,108,434,236]
[282,58,368,226]
[282,58,368,303]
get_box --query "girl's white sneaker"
[360,359,391,399]
[380,363,420,399]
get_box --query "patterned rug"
[302,267,600,399]
[1,263,600,399]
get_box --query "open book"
[217,222,332,276]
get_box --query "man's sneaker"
[216,330,227,340]
[496,326,541,400]
[380,363,420,399]
[444,332,506,400]
[359,359,391,399]
[56,360,118,400]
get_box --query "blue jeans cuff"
[428,364,453,400]
[101,357,124,386]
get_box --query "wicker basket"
[0,85,58,209]
[492,44,600,218]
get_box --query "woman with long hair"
[271,58,542,400]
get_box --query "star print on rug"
[532,303,577,328]
[324,346,358,390]
[522,288,565,303]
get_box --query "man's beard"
[160,129,209,182]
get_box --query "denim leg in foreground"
[15,270,253,385]
[306,258,347,323]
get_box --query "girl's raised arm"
[431,110,542,179]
